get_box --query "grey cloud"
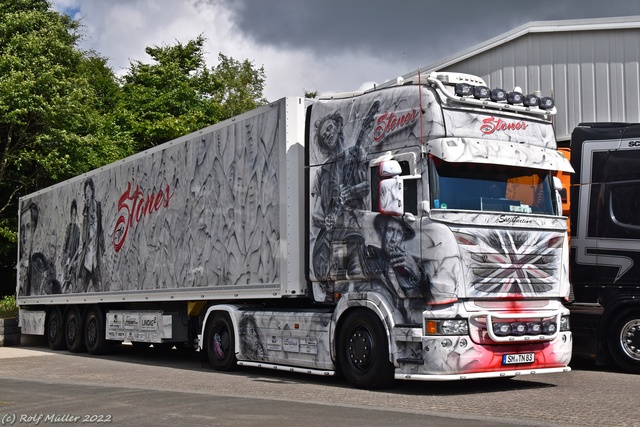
[219,0,640,67]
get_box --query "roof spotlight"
[540,97,555,110]
[490,88,507,102]
[455,83,473,97]
[473,85,490,99]
[524,94,540,107]
[507,91,524,104]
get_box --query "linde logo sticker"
[480,116,528,135]
[140,314,159,331]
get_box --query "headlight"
[560,315,570,331]
[490,88,507,102]
[425,319,469,336]
[542,320,558,334]
[540,97,555,110]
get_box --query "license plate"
[502,353,535,365]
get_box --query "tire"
[64,306,86,353]
[608,309,640,374]
[84,305,111,355]
[46,306,66,351]
[204,312,237,371]
[338,309,394,389]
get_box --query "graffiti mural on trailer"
[18,107,282,296]
[20,177,106,296]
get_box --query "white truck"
[17,71,573,389]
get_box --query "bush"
[0,295,17,318]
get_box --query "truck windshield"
[429,156,557,215]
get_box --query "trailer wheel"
[46,306,66,351]
[205,312,237,371]
[609,309,640,374]
[338,309,394,389]
[84,306,111,355]
[65,306,86,353]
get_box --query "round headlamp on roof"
[454,83,473,97]
[540,97,555,110]
[490,88,507,102]
[523,94,540,107]
[507,91,524,105]
[473,85,490,99]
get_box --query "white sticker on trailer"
[140,314,159,331]
[283,337,299,352]
[267,336,282,351]
[124,314,139,330]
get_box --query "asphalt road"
[0,339,637,427]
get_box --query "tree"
[0,0,134,295]
[303,90,318,99]
[117,35,268,150]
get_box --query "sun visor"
[426,138,574,173]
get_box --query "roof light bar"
[427,75,557,116]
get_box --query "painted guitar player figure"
[310,101,380,282]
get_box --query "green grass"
[0,295,17,318]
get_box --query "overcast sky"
[53,0,640,102]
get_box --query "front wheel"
[609,309,640,374]
[338,309,394,389]
[204,312,237,371]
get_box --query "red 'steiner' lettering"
[480,116,528,135]
[113,182,174,252]
[373,108,419,142]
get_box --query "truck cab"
[306,72,573,382]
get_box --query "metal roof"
[390,16,640,143]
[422,15,640,77]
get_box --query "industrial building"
[409,16,640,144]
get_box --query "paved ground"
[0,341,637,426]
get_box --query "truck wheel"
[46,306,66,351]
[84,306,111,355]
[65,306,86,353]
[608,309,640,374]
[338,309,394,389]
[205,312,237,371]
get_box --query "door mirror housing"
[379,176,404,216]
[379,160,402,178]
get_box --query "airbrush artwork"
[17,75,572,384]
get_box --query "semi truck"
[17,71,572,389]
[568,122,640,374]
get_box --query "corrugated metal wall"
[432,27,640,143]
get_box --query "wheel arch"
[200,304,242,357]
[330,292,396,365]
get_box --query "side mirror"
[553,176,563,191]
[379,160,402,177]
[379,176,404,216]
